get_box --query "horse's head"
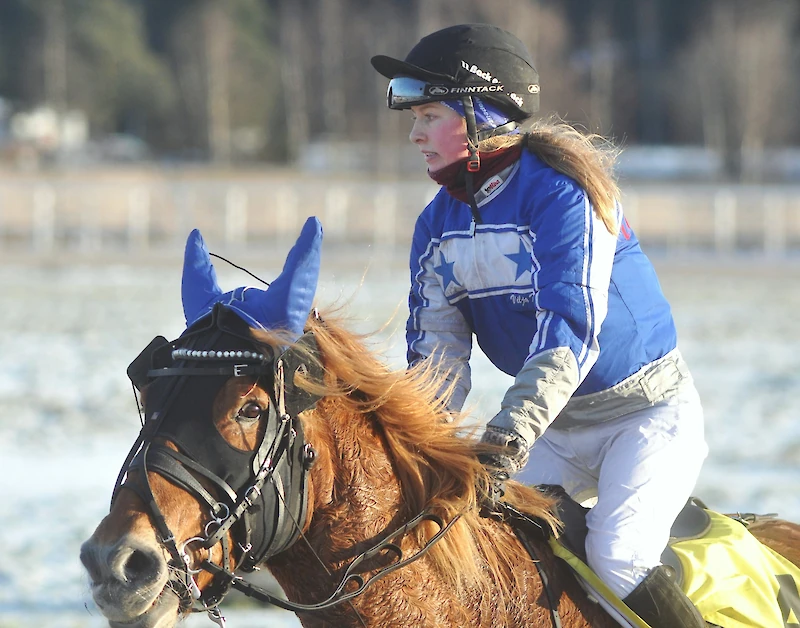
[80,218,325,628]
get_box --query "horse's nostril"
[121,547,161,584]
[80,542,102,584]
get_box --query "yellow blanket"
[672,511,800,628]
[549,510,800,628]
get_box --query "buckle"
[244,485,261,507]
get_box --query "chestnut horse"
[81,218,800,628]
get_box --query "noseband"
[112,306,322,622]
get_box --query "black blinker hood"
[125,303,324,568]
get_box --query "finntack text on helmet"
[439,85,507,95]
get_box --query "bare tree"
[278,0,310,161]
[319,0,347,137]
[203,1,232,163]
[282,0,587,169]
[671,0,798,180]
[168,4,210,155]
[503,2,587,126]
[42,0,68,111]
[588,10,614,135]
[635,0,665,143]
[367,2,406,173]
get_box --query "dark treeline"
[0,0,798,179]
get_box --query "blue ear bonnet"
[181,216,322,341]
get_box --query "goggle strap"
[462,96,481,172]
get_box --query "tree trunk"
[203,1,231,164]
[42,0,68,111]
[279,0,309,162]
[319,0,347,137]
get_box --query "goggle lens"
[387,77,451,109]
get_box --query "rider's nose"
[409,119,425,144]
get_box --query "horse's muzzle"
[80,534,177,627]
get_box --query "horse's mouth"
[103,586,182,628]
[92,567,193,628]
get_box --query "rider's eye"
[237,401,263,421]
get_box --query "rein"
[202,509,462,613]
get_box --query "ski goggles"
[386,77,454,109]
[387,77,516,131]
[386,76,523,110]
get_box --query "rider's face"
[408,103,468,173]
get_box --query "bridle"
[112,305,321,624]
[110,305,463,627]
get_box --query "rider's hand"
[476,425,530,511]
[479,424,530,475]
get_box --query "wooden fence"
[1,168,799,259]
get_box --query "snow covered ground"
[1,252,798,628]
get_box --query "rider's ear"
[127,336,170,391]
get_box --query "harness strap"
[202,510,461,613]
[112,365,192,507]
[203,414,292,553]
[548,539,650,628]
[515,532,563,628]
[147,365,271,378]
[121,443,205,605]
[132,446,234,508]
[489,501,563,628]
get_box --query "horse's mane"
[256,310,559,605]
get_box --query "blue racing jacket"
[407,149,682,434]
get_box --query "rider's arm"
[407,214,473,412]
[482,178,618,473]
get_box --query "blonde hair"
[481,116,621,234]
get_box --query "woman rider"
[371,23,708,628]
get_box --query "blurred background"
[0,0,799,257]
[0,1,799,627]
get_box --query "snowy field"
[0,248,798,628]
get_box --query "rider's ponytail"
[481,118,621,235]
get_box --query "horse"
[81,217,800,628]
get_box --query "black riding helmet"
[371,24,540,172]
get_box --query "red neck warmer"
[428,144,523,203]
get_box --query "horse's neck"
[273,406,407,555]
[265,418,414,622]
[264,408,612,627]
[267,515,609,628]
[325,416,408,540]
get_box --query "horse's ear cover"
[181,216,323,342]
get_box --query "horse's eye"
[237,401,263,421]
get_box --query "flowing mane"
[255,310,560,607]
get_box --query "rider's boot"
[623,565,705,627]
